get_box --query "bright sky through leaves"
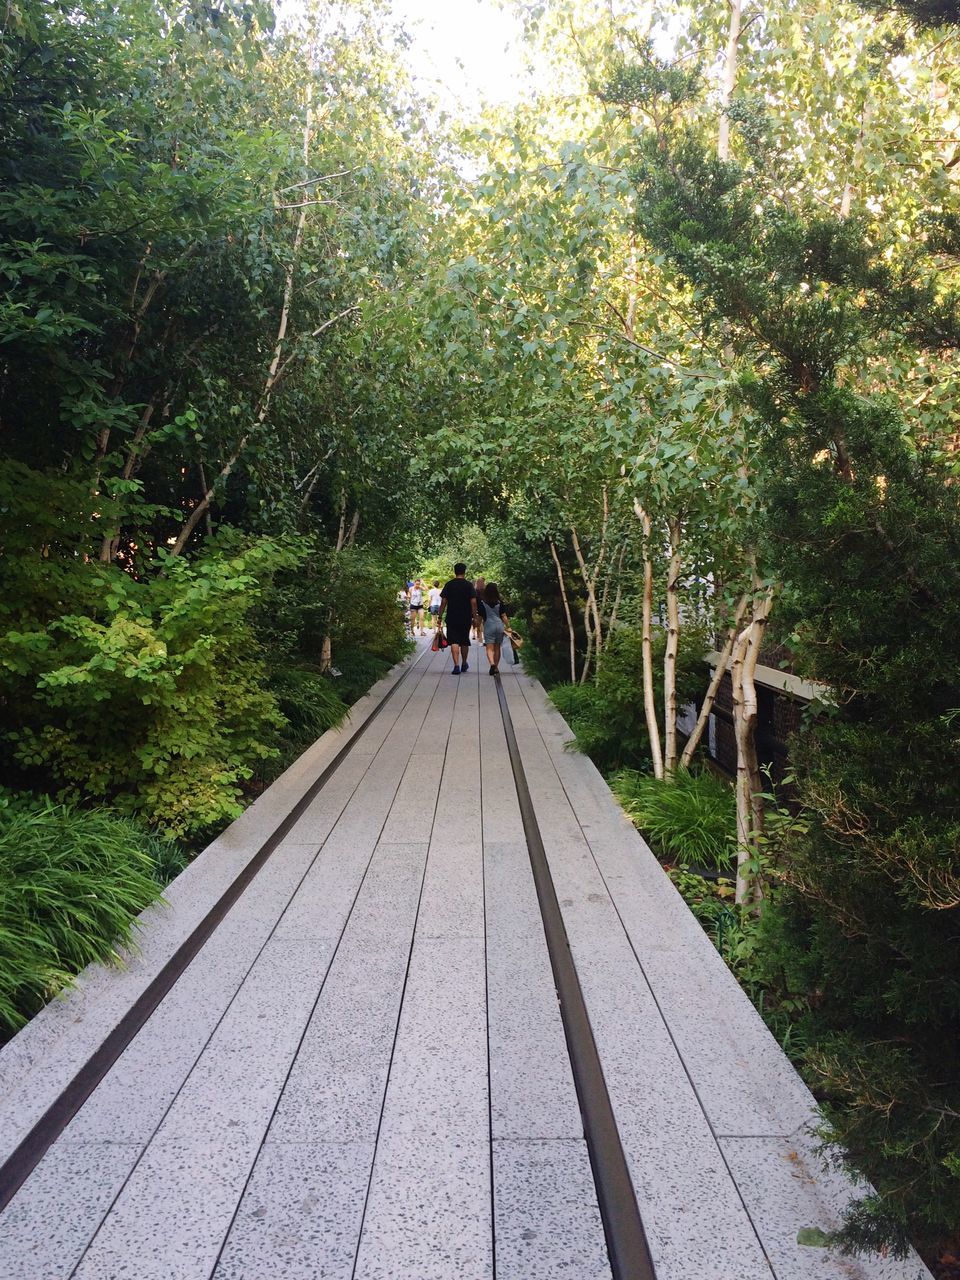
[390,0,531,107]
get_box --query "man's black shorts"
[446,623,471,647]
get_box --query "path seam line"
[68,645,436,1277]
[493,672,657,1280]
[512,671,778,1277]
[208,649,450,1277]
[348,649,460,1280]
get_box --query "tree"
[624,45,960,1255]
[0,0,441,834]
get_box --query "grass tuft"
[0,800,171,1035]
[610,767,736,870]
[271,666,349,756]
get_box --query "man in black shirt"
[437,562,480,675]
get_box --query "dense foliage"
[0,0,433,1022]
[0,799,181,1034]
[548,620,706,772]
[625,93,960,1254]
[2,536,298,835]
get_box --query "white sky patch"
[391,0,532,109]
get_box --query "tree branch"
[277,166,362,194]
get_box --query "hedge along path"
[0,640,932,1280]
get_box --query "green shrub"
[510,636,556,686]
[612,767,736,870]
[0,538,298,838]
[255,544,409,707]
[142,829,191,885]
[548,680,595,722]
[327,548,410,691]
[0,801,172,1035]
[271,666,348,759]
[331,647,400,704]
[668,866,735,927]
[548,623,708,772]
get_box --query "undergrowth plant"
[549,624,706,772]
[0,800,175,1035]
[613,766,812,1064]
[611,768,736,870]
[269,667,349,769]
[0,540,297,838]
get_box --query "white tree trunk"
[732,588,774,904]
[635,501,664,780]
[550,537,578,683]
[570,485,609,677]
[570,524,600,684]
[166,90,366,559]
[731,621,754,903]
[840,97,872,217]
[663,518,682,775]
[319,633,332,674]
[680,593,748,768]
[603,540,628,638]
[717,0,743,163]
[742,591,773,893]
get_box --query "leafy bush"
[668,866,735,928]
[327,548,410,692]
[665,867,813,1065]
[0,539,298,838]
[0,801,174,1035]
[510,635,556,686]
[548,680,595,721]
[549,623,707,772]
[612,767,736,870]
[271,666,348,759]
[331,647,402,705]
[256,544,409,708]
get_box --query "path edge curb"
[0,643,429,1210]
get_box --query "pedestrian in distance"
[396,585,411,636]
[472,575,486,641]
[409,579,426,635]
[427,580,442,624]
[478,583,510,674]
[437,563,480,675]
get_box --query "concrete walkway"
[0,642,931,1279]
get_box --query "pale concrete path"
[0,642,931,1279]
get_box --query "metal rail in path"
[494,672,657,1280]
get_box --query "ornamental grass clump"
[271,666,348,757]
[0,801,166,1035]
[611,767,736,871]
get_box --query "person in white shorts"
[427,580,442,626]
[409,579,426,635]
